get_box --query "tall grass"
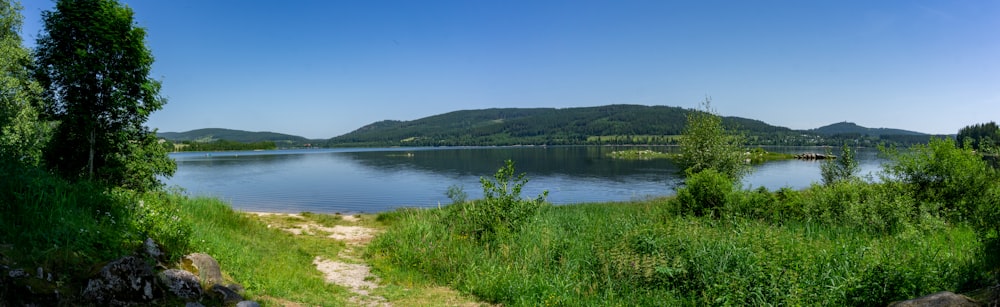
[370,200,989,306]
[0,161,182,279]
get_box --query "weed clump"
[446,160,547,242]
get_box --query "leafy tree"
[821,144,859,185]
[35,0,174,190]
[0,0,47,164]
[676,97,749,180]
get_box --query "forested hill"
[809,122,926,136]
[158,128,312,144]
[328,104,796,146]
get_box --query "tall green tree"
[676,97,749,180]
[0,0,47,164]
[35,0,174,190]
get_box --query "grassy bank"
[369,139,1000,306]
[368,199,991,306]
[170,195,352,305]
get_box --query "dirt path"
[249,212,388,306]
[248,212,488,307]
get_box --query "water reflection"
[166,146,884,213]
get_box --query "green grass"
[746,148,797,163]
[171,195,352,305]
[368,199,992,306]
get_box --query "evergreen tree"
[957,121,999,152]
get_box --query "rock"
[82,256,158,306]
[143,238,165,263]
[226,282,245,293]
[8,268,29,278]
[2,265,64,305]
[963,283,1000,306]
[158,269,202,301]
[236,300,262,307]
[209,283,244,305]
[182,253,224,287]
[795,153,836,160]
[888,291,979,307]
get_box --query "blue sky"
[20,1,999,139]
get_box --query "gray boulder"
[82,256,158,306]
[182,253,224,287]
[236,300,262,307]
[209,283,244,305]
[888,291,979,307]
[158,269,202,301]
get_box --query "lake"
[165,146,884,213]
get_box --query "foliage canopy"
[35,0,174,190]
[676,97,749,180]
[0,0,47,164]
[957,121,999,153]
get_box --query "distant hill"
[158,128,313,144]
[328,104,796,146]
[809,122,926,137]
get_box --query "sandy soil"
[249,212,388,306]
[246,211,488,307]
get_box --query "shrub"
[447,160,548,242]
[726,186,795,221]
[673,169,735,218]
[676,97,749,181]
[881,137,997,222]
[821,144,859,185]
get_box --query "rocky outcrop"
[81,256,158,306]
[888,291,980,307]
[3,234,262,306]
[158,269,202,301]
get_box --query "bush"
[447,160,548,242]
[676,97,749,181]
[673,169,735,218]
[821,144,859,185]
[881,137,997,223]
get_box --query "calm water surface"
[165,146,882,213]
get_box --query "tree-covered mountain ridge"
[328,104,932,147]
[809,121,926,136]
[158,105,938,147]
[157,128,319,144]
